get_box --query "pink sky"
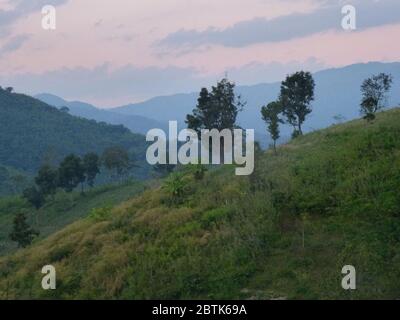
[1,0,400,106]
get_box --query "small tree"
[35,164,58,197]
[360,73,393,122]
[22,186,45,210]
[162,173,187,204]
[58,154,85,192]
[83,152,100,187]
[261,101,283,154]
[279,71,315,137]
[9,213,39,248]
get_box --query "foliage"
[88,206,112,221]
[360,73,393,122]
[83,153,100,187]
[58,154,85,192]
[186,78,244,133]
[162,173,189,204]
[9,213,39,248]
[0,87,149,192]
[279,71,315,136]
[261,101,283,153]
[0,180,145,255]
[1,109,400,299]
[102,146,132,178]
[22,186,45,210]
[35,165,58,197]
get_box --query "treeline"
[0,86,147,175]
[261,72,393,153]
[185,71,394,157]
[9,146,135,248]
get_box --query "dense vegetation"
[0,87,150,195]
[0,181,146,256]
[1,108,399,299]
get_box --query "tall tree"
[360,73,393,122]
[58,154,85,192]
[261,101,283,154]
[83,152,100,187]
[35,164,58,197]
[186,78,245,162]
[102,146,131,180]
[186,78,244,132]
[279,71,315,137]
[9,212,39,248]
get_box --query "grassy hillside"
[0,87,150,193]
[1,109,400,299]
[0,181,146,256]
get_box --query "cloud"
[0,57,330,106]
[0,63,208,106]
[0,0,69,37]
[0,33,30,57]
[158,0,400,48]
[226,58,327,84]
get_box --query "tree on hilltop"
[279,71,315,137]
[360,73,393,122]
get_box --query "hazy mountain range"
[35,93,165,135]
[37,62,400,146]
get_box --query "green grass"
[0,181,146,256]
[1,109,400,299]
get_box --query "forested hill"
[0,87,148,174]
[2,108,400,299]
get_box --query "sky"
[0,0,400,107]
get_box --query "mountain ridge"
[36,62,400,147]
[112,62,400,137]
[35,93,166,135]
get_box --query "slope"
[0,181,146,256]
[1,108,400,299]
[0,87,150,183]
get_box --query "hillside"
[35,94,166,135]
[1,109,400,299]
[0,181,146,256]
[0,88,150,193]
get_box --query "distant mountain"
[35,93,165,135]
[0,88,150,185]
[112,62,400,145]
